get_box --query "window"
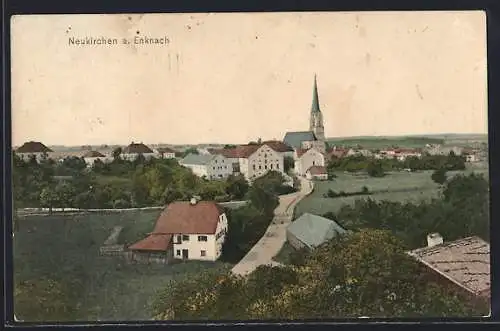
[198,235,208,242]
[270,164,273,169]
[259,165,262,170]
[201,250,206,257]
[313,161,316,166]
[215,160,218,163]
[182,235,190,241]
[253,165,256,170]
[176,250,181,256]
[213,166,215,170]
[276,164,279,169]
[265,165,268,170]
[176,235,182,244]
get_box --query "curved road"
[231,177,313,276]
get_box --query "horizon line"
[13,132,488,148]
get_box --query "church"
[283,74,327,153]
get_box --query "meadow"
[13,210,232,321]
[295,165,489,217]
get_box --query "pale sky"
[11,11,487,146]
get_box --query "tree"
[366,160,385,177]
[225,174,249,200]
[40,187,58,214]
[431,168,447,185]
[14,278,81,322]
[55,181,76,210]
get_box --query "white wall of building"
[121,153,157,161]
[172,213,228,261]
[182,163,209,178]
[242,145,284,180]
[207,154,233,180]
[294,148,325,176]
[84,156,113,167]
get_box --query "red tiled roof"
[209,145,261,159]
[262,140,294,152]
[307,166,327,175]
[408,236,490,297]
[128,234,172,251]
[210,142,291,158]
[123,143,154,154]
[16,141,53,153]
[82,150,105,158]
[153,201,224,235]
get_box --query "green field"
[295,166,489,217]
[14,210,232,321]
[326,134,488,149]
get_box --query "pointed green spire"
[311,74,321,113]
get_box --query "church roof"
[311,74,321,113]
[283,131,317,149]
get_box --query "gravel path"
[231,178,313,276]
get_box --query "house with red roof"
[128,199,228,263]
[82,150,110,167]
[207,143,286,181]
[15,141,54,161]
[155,147,177,159]
[305,166,328,181]
[121,142,156,161]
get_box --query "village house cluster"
[13,75,490,304]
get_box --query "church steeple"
[309,74,325,141]
[311,74,321,113]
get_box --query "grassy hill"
[14,210,231,321]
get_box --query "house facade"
[306,165,328,180]
[121,142,156,160]
[180,153,233,180]
[240,144,285,181]
[294,147,326,176]
[129,200,228,263]
[156,147,177,159]
[82,150,110,167]
[15,141,54,162]
[208,143,286,181]
[172,209,228,261]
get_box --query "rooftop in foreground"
[407,236,490,297]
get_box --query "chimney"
[190,197,198,205]
[427,233,443,247]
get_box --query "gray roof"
[181,153,215,165]
[287,213,346,249]
[283,131,317,149]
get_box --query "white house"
[294,147,326,177]
[180,153,233,180]
[129,200,228,262]
[238,144,285,181]
[301,140,327,154]
[15,141,54,162]
[207,143,286,181]
[121,142,156,161]
[82,150,110,167]
[155,147,177,159]
[306,166,328,180]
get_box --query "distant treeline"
[326,136,445,147]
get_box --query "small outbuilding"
[286,213,347,250]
